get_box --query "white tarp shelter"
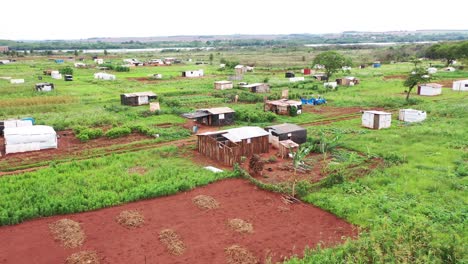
[452,80,468,91]
[427,67,437,74]
[289,77,305,82]
[399,109,427,123]
[4,125,57,154]
[324,82,338,89]
[10,79,24,84]
[51,71,62,79]
[418,83,442,96]
[182,69,204,78]
[362,111,392,129]
[94,72,116,80]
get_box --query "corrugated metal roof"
[266,123,305,134]
[266,99,302,107]
[214,80,232,84]
[122,91,156,97]
[204,107,235,114]
[198,126,269,143]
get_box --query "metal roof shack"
[265,123,307,148]
[120,91,157,106]
[264,99,302,115]
[214,80,233,90]
[197,126,270,166]
[239,83,270,93]
[182,107,235,126]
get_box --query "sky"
[1,0,467,40]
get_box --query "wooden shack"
[197,126,270,166]
[182,107,235,126]
[120,91,157,106]
[234,65,247,75]
[265,123,307,148]
[214,80,233,90]
[312,74,328,81]
[240,83,270,93]
[264,99,302,115]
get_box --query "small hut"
[303,68,312,75]
[399,109,427,123]
[362,111,392,129]
[264,99,302,115]
[336,77,359,86]
[240,83,270,93]
[312,74,328,81]
[197,126,269,166]
[417,83,442,96]
[35,82,54,92]
[452,80,468,91]
[234,65,247,75]
[265,123,307,148]
[285,71,295,78]
[4,125,57,154]
[120,92,157,106]
[94,72,116,80]
[373,61,381,68]
[214,80,233,90]
[182,69,204,78]
[182,107,235,126]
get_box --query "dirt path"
[0,178,357,264]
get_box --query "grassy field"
[0,48,466,263]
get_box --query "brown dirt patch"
[115,210,144,228]
[127,166,147,175]
[192,195,220,210]
[436,79,464,88]
[49,219,85,248]
[159,229,186,256]
[65,251,100,264]
[227,218,253,234]
[225,245,259,264]
[0,178,357,264]
[383,74,406,80]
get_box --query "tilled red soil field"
[0,179,357,264]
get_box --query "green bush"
[59,66,73,75]
[76,133,90,142]
[105,127,131,138]
[235,109,276,123]
[115,65,130,72]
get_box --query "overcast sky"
[1,0,467,40]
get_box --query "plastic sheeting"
[4,125,57,154]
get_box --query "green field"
[0,47,466,263]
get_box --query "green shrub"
[235,109,276,123]
[105,127,131,138]
[59,66,73,75]
[76,133,90,142]
[115,65,130,72]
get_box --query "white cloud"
[1,0,467,40]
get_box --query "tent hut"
[427,67,437,74]
[362,111,392,129]
[64,75,73,81]
[35,82,54,92]
[289,77,305,82]
[4,125,57,154]
[443,67,456,72]
[399,109,427,123]
[94,72,116,80]
[120,92,157,106]
[51,71,62,79]
[181,69,204,77]
[182,107,235,126]
[302,68,312,75]
[264,99,302,115]
[0,119,33,136]
[214,80,233,90]
[265,123,307,148]
[197,126,269,166]
[417,83,442,96]
[452,80,468,91]
[373,61,381,68]
[240,83,270,93]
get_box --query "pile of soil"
[49,219,85,248]
[192,195,220,210]
[65,251,99,264]
[227,219,253,234]
[115,210,144,228]
[159,229,186,256]
[225,245,258,264]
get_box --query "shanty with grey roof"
[265,123,307,148]
[120,91,157,106]
[182,107,235,126]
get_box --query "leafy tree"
[313,51,351,78]
[104,49,108,56]
[425,41,468,66]
[403,67,431,101]
[74,50,78,57]
[209,53,214,65]
[60,66,73,75]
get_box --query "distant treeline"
[1,32,468,51]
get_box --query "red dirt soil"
[0,179,357,264]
